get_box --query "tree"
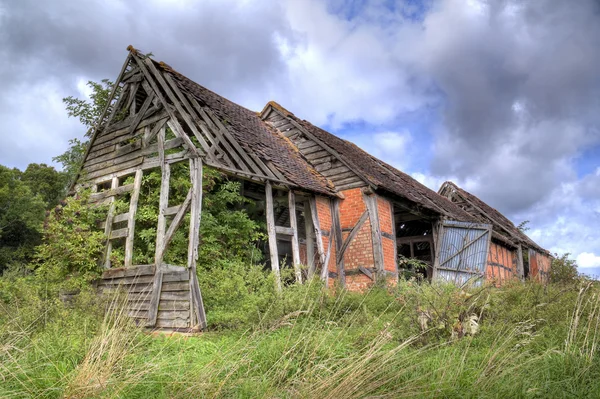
[21,163,68,208]
[0,166,46,273]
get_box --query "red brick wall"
[314,190,398,291]
[486,242,518,286]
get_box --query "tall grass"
[1,278,600,398]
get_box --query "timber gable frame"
[75,46,552,330]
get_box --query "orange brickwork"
[486,242,518,286]
[315,188,398,291]
[530,251,551,283]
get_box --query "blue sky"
[0,0,599,269]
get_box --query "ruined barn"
[438,182,552,284]
[77,47,550,331]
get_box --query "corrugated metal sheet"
[436,221,492,287]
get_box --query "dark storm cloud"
[0,0,292,168]
[420,0,600,214]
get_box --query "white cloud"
[577,252,600,268]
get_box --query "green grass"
[2,279,600,398]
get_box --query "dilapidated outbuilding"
[78,47,550,331]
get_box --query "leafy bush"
[550,253,579,284]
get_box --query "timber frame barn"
[76,47,551,331]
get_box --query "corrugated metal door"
[435,221,492,287]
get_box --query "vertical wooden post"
[103,176,119,269]
[309,197,327,282]
[389,202,399,275]
[304,201,316,279]
[330,198,345,288]
[265,182,282,291]
[124,169,143,267]
[148,127,168,327]
[288,190,302,284]
[431,220,444,281]
[364,193,384,278]
[516,244,524,280]
[188,157,207,329]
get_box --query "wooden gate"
[434,221,492,286]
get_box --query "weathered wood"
[130,54,200,158]
[146,270,163,327]
[102,177,119,269]
[309,197,327,281]
[305,150,331,161]
[330,198,345,288]
[337,210,369,264]
[89,183,134,202]
[275,226,295,236]
[101,264,155,279]
[304,201,316,278]
[517,244,524,280]
[100,271,189,286]
[161,281,190,292]
[109,227,129,240]
[321,165,353,177]
[162,74,214,155]
[187,158,207,329]
[144,117,168,145]
[364,193,385,277]
[288,190,302,284]
[265,182,282,291]
[124,169,143,267]
[336,180,368,191]
[86,157,144,180]
[359,266,374,280]
[162,189,192,253]
[154,127,170,266]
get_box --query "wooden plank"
[364,193,385,277]
[144,117,168,145]
[100,271,188,286]
[125,169,143,267]
[359,266,374,280]
[304,201,316,278]
[288,190,302,284]
[314,162,332,172]
[158,300,190,311]
[88,144,116,160]
[89,183,134,202]
[337,210,368,264]
[390,201,399,275]
[187,158,207,329]
[275,226,295,236]
[101,264,155,279]
[309,197,327,281]
[165,204,182,216]
[154,126,169,266]
[86,157,144,180]
[159,291,189,301]
[265,182,282,291]
[336,180,368,191]
[517,244,524,280]
[321,165,352,177]
[303,145,327,155]
[109,227,129,240]
[103,177,119,269]
[331,199,345,288]
[298,140,319,150]
[146,269,163,327]
[161,281,190,292]
[305,150,330,161]
[156,318,189,329]
[157,310,190,320]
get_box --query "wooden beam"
[517,244,524,280]
[162,189,192,253]
[364,193,384,277]
[265,182,282,291]
[103,176,119,269]
[330,198,345,288]
[146,269,163,327]
[304,201,316,278]
[390,201,399,275]
[154,128,170,266]
[275,226,295,236]
[309,197,327,282]
[124,169,143,267]
[187,157,207,329]
[288,190,302,284]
